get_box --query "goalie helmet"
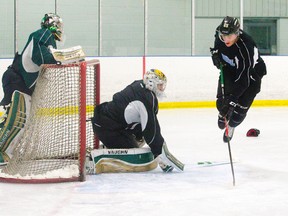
[219,16,240,36]
[143,69,167,98]
[41,13,63,41]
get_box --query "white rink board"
[0,56,287,103]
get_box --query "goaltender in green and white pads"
[91,69,184,173]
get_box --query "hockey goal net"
[0,59,100,183]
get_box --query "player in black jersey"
[91,69,184,172]
[210,16,267,142]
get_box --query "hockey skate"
[0,152,9,165]
[0,106,9,129]
[223,125,235,143]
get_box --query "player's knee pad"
[0,90,31,162]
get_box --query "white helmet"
[41,13,63,41]
[143,69,167,98]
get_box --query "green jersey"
[19,28,57,88]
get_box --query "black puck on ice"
[246,128,260,137]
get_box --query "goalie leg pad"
[89,148,157,174]
[0,91,31,161]
[94,158,158,174]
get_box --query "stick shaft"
[220,64,236,186]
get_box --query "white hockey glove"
[49,46,86,64]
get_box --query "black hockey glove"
[210,47,221,69]
[219,95,237,120]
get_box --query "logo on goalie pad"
[107,150,129,155]
[0,91,31,162]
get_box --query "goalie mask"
[143,69,167,98]
[41,13,63,41]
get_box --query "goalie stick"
[161,143,184,171]
[195,160,239,167]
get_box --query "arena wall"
[0,56,287,108]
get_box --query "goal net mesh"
[0,60,100,183]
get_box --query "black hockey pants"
[0,66,32,106]
[216,62,266,127]
[91,103,139,149]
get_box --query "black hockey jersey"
[95,80,164,154]
[214,29,265,98]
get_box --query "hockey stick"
[162,143,184,171]
[196,160,238,167]
[220,64,236,186]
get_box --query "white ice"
[1,107,288,216]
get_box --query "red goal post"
[0,59,100,183]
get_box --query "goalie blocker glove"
[157,154,174,172]
[157,142,184,172]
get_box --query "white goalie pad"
[49,45,85,64]
[87,148,157,174]
[0,91,31,163]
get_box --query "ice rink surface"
[1,107,288,216]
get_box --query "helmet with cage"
[143,69,167,98]
[41,13,63,41]
[219,16,240,36]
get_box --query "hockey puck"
[246,128,260,137]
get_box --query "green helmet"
[41,13,63,41]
